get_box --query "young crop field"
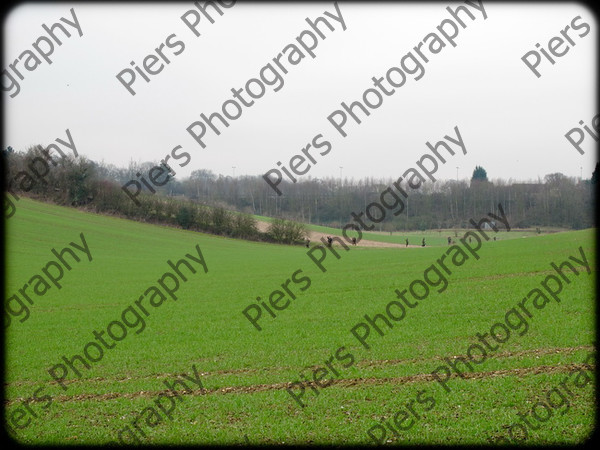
[5,198,595,445]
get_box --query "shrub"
[176,206,194,229]
[267,218,307,244]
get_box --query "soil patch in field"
[254,220,418,249]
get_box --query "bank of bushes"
[3,146,307,245]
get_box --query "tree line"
[3,145,597,235]
[2,145,307,245]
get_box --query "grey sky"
[3,1,597,183]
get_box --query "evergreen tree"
[471,165,488,182]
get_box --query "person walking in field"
[422,238,426,247]
[352,237,357,246]
[405,238,409,247]
[327,236,333,247]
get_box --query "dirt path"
[254,220,419,249]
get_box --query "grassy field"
[253,214,567,246]
[5,198,595,445]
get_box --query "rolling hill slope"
[4,198,595,445]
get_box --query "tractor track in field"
[355,344,595,369]
[6,344,593,389]
[5,346,594,405]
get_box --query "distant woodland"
[4,146,597,234]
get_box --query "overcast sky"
[3,1,597,184]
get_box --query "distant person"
[327,236,333,247]
[447,236,452,245]
[306,239,310,248]
[352,237,357,246]
[405,238,409,247]
[421,238,426,247]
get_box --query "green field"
[5,198,596,445]
[253,214,566,247]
